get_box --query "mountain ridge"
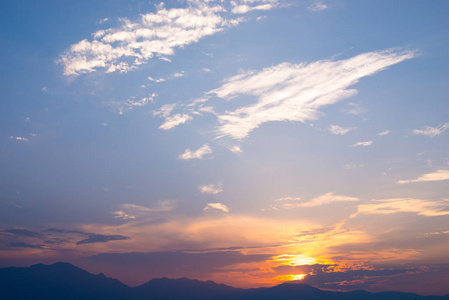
[0,262,447,300]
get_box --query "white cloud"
[328,125,355,135]
[178,144,213,160]
[172,71,185,78]
[308,0,328,12]
[153,103,176,117]
[342,102,366,115]
[113,200,178,220]
[397,170,449,184]
[352,141,373,147]
[159,114,193,130]
[10,136,29,142]
[204,202,230,212]
[354,198,449,217]
[59,2,251,76]
[377,129,390,136]
[232,4,275,14]
[297,192,359,207]
[275,196,301,202]
[203,49,415,139]
[412,123,449,138]
[148,76,166,83]
[199,183,223,194]
[118,94,157,114]
[271,193,358,210]
[202,68,211,72]
[228,146,242,153]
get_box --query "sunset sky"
[1,0,449,295]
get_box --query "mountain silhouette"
[0,262,448,300]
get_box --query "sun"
[292,274,307,280]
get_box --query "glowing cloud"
[397,170,449,184]
[204,49,416,139]
[354,198,449,217]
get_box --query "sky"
[1,0,448,295]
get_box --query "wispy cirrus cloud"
[412,123,449,137]
[153,103,193,130]
[199,183,223,194]
[271,193,358,210]
[353,198,449,217]
[178,144,212,160]
[377,129,391,136]
[397,169,449,184]
[159,114,193,130]
[352,141,373,147]
[204,202,230,212]
[59,1,281,76]
[299,192,359,208]
[113,200,178,220]
[328,125,355,135]
[198,49,415,139]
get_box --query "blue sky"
[1,0,449,295]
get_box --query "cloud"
[0,228,43,238]
[342,102,366,115]
[228,146,242,153]
[153,104,193,130]
[377,129,390,136]
[76,234,130,245]
[113,200,178,220]
[232,4,275,14]
[275,197,301,202]
[117,93,157,114]
[308,0,328,12]
[352,141,373,147]
[112,210,136,220]
[204,203,230,212]
[353,198,449,217]
[271,193,358,210]
[153,104,176,117]
[24,117,30,123]
[10,136,29,142]
[178,144,212,160]
[58,1,252,76]
[328,125,355,135]
[343,164,364,169]
[148,76,166,83]
[203,49,415,139]
[412,123,449,137]
[7,242,44,249]
[199,183,223,194]
[172,71,185,78]
[397,169,449,184]
[298,192,359,207]
[159,114,193,130]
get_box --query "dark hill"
[0,262,448,300]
